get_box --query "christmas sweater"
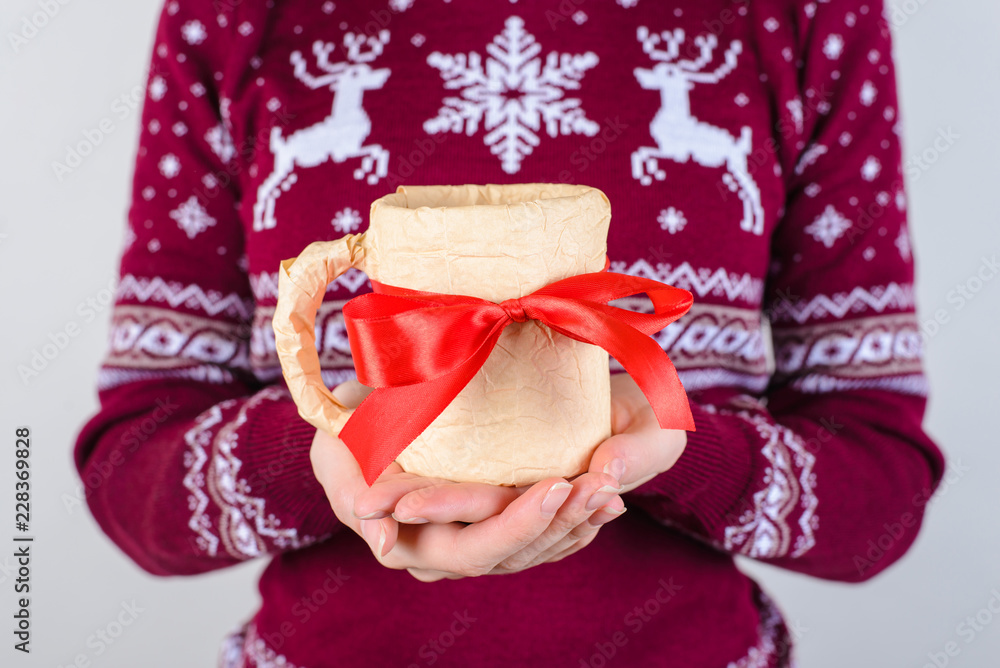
[73,1,945,666]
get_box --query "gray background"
[1,0,997,666]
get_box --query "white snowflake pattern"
[863,246,876,261]
[205,124,236,163]
[617,0,639,7]
[823,34,844,59]
[895,190,906,211]
[159,154,181,179]
[657,207,687,234]
[572,10,587,25]
[331,207,363,233]
[804,3,816,18]
[149,119,161,135]
[734,93,749,107]
[123,225,137,251]
[149,76,167,101]
[804,183,821,197]
[895,227,911,260]
[860,80,877,106]
[868,49,881,64]
[411,33,426,47]
[237,21,253,36]
[389,0,414,11]
[142,186,156,201]
[170,196,217,239]
[181,20,207,45]
[786,98,804,134]
[861,156,881,181]
[764,18,780,32]
[322,2,336,14]
[190,82,206,97]
[804,205,851,248]
[423,16,599,174]
[839,131,852,146]
[266,97,282,112]
[845,12,857,27]
[172,121,188,137]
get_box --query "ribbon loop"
[340,268,696,485]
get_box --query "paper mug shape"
[274,183,613,486]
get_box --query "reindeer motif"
[253,31,391,231]
[632,27,764,235]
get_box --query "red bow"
[340,269,696,485]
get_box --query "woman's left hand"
[583,372,688,495]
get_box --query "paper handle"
[273,235,366,436]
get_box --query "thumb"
[588,419,687,491]
[331,379,374,408]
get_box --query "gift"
[273,183,695,486]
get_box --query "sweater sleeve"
[72,0,341,577]
[622,0,945,582]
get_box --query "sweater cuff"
[242,396,342,539]
[626,401,755,533]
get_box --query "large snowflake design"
[423,16,599,174]
[170,196,217,239]
[804,204,851,248]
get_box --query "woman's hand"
[584,372,688,494]
[311,381,627,582]
[354,372,687,522]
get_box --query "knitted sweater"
[73,1,945,666]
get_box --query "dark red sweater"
[73,1,945,666]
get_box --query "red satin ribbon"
[339,266,696,485]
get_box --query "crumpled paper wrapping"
[274,183,613,486]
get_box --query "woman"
[74,1,944,665]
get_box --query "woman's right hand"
[311,382,627,581]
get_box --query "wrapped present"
[274,184,694,486]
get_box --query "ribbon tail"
[615,337,696,432]
[339,335,503,486]
[339,383,457,486]
[534,302,696,432]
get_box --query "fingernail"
[377,521,387,557]
[588,505,627,527]
[391,512,429,524]
[359,519,375,545]
[540,482,573,516]
[356,510,386,520]
[586,485,621,511]
[604,458,626,481]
